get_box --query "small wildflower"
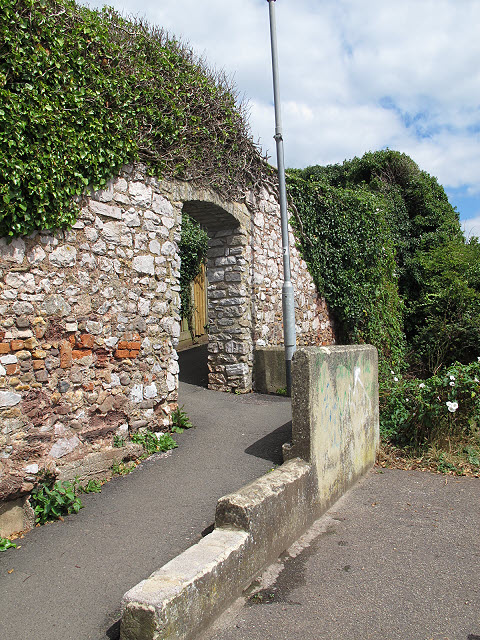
[449,375,455,381]
[474,377,479,383]
[449,381,455,386]
[419,383,425,388]
[393,377,398,382]
[391,370,395,375]
[446,401,459,413]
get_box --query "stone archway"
[181,198,253,392]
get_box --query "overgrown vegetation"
[30,479,83,525]
[179,214,208,336]
[130,430,178,455]
[0,0,269,237]
[0,537,17,552]
[288,150,480,472]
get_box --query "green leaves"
[179,213,208,335]
[0,537,17,552]
[1,0,265,237]
[30,480,84,525]
[130,430,178,455]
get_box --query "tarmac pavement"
[0,345,291,640]
[1,344,479,640]
[210,468,480,640]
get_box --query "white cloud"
[80,0,480,220]
[463,215,480,240]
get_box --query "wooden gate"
[179,263,208,347]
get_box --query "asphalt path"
[210,468,480,640]
[0,345,292,640]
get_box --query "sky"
[82,0,480,238]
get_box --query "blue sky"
[82,0,480,238]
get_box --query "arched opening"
[177,199,253,392]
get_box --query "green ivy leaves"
[1,0,265,238]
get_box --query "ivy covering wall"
[0,0,269,238]
[287,150,467,376]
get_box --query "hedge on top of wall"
[0,0,270,237]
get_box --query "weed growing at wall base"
[0,537,17,552]
[30,480,83,525]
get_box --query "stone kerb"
[119,347,379,640]
[285,345,379,511]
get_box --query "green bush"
[380,361,480,447]
[130,430,178,455]
[409,239,480,373]
[287,171,406,375]
[0,0,267,237]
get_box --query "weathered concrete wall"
[120,345,379,640]
[253,346,287,394]
[285,345,379,510]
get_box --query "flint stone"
[49,436,81,458]
[5,272,36,291]
[132,255,154,275]
[143,383,157,399]
[0,391,21,407]
[43,295,71,317]
[13,301,34,315]
[89,201,122,220]
[86,321,103,335]
[0,238,25,264]
[128,182,152,206]
[129,384,143,403]
[151,194,173,216]
[102,221,132,247]
[49,245,77,267]
[161,240,176,256]
[225,363,249,376]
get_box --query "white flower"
[478,357,480,362]
[419,383,425,388]
[391,370,395,375]
[474,377,479,383]
[449,375,455,381]
[394,377,398,382]
[449,381,455,386]
[446,401,459,413]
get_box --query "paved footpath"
[0,346,292,640]
[210,468,480,640]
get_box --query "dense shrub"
[380,361,480,447]
[288,150,479,456]
[409,239,480,373]
[287,173,405,374]
[0,0,268,237]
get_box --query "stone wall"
[0,164,335,521]
[0,165,182,506]
[248,187,334,349]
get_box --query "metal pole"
[267,0,296,396]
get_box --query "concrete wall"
[285,345,379,510]
[120,345,379,640]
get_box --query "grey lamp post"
[266,0,296,396]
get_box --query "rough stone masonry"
[0,163,334,531]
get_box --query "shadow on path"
[178,344,209,387]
